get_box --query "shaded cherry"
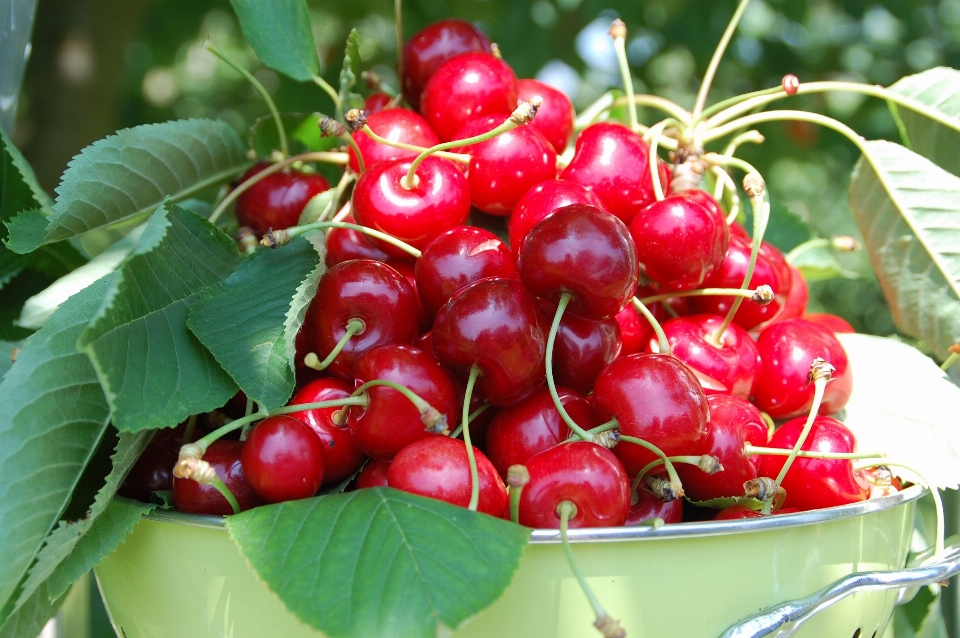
[235,163,330,236]
[240,415,326,503]
[401,18,492,110]
[714,505,763,520]
[509,179,606,257]
[516,79,575,154]
[626,481,684,525]
[325,214,391,268]
[287,378,367,484]
[354,459,391,489]
[172,440,261,516]
[348,107,440,173]
[541,299,621,395]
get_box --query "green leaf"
[338,29,364,119]
[0,341,22,381]
[227,488,529,638]
[249,113,342,158]
[290,116,343,153]
[0,581,65,638]
[849,140,960,361]
[188,235,323,410]
[790,246,859,282]
[0,125,51,221]
[0,275,113,614]
[229,0,319,83]
[889,68,960,177]
[685,496,764,510]
[5,119,248,254]
[79,202,242,431]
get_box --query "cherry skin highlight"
[172,440,261,516]
[240,415,326,503]
[516,78,575,154]
[348,108,440,173]
[235,163,330,236]
[287,378,367,484]
[401,18,492,110]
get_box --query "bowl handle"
[718,542,960,638]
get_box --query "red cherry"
[516,79,575,154]
[235,163,330,236]
[363,92,393,113]
[541,300,621,395]
[714,504,763,520]
[172,440,262,515]
[803,313,856,334]
[287,378,367,484]
[388,436,508,517]
[240,415,326,503]
[683,189,725,221]
[753,318,853,420]
[401,19,492,110]
[776,264,808,321]
[119,436,178,503]
[626,481,684,525]
[613,296,666,357]
[519,441,630,529]
[354,459,391,489]
[509,179,606,256]
[420,52,518,142]
[384,258,430,333]
[559,122,669,224]
[325,215,391,268]
[348,108,440,173]
[451,114,557,216]
[352,156,471,257]
[756,415,868,511]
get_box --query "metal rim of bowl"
[140,484,925,544]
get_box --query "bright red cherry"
[420,52,518,142]
[235,163,331,236]
[388,436,508,517]
[516,79,575,154]
[714,505,763,520]
[348,108,440,173]
[542,300,621,395]
[776,264,808,322]
[287,378,367,484]
[172,440,262,516]
[509,179,606,256]
[683,189,725,221]
[559,122,669,225]
[354,459,391,489]
[401,18,492,110]
[803,313,856,334]
[325,215,391,267]
[451,115,557,215]
[519,441,631,529]
[613,294,666,357]
[626,481,684,525]
[363,92,393,113]
[240,415,326,503]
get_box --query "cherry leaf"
[229,0,319,83]
[888,67,960,177]
[0,581,64,638]
[684,496,764,511]
[338,29,364,119]
[227,488,529,638]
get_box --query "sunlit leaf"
[338,29,364,119]
[230,0,319,82]
[889,67,960,177]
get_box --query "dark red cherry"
[352,156,470,257]
[753,318,853,420]
[630,194,729,291]
[559,122,669,225]
[364,92,393,113]
[626,481,684,525]
[415,226,520,318]
[240,415,326,503]
[591,354,709,475]
[519,441,630,529]
[432,277,547,407]
[756,415,868,511]
[305,259,420,379]
[509,179,606,256]
[172,440,262,515]
[401,19,492,110]
[388,436,508,517]
[803,313,856,334]
[451,114,557,216]
[287,378,367,484]
[325,214,391,267]
[541,299,621,395]
[516,79,575,154]
[119,437,178,503]
[613,292,666,357]
[235,163,330,236]
[348,108,440,173]
[420,52,518,142]
[384,258,430,333]
[518,203,638,320]
[354,459,391,489]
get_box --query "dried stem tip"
[743,173,766,198]
[782,74,800,96]
[593,429,620,450]
[236,226,259,254]
[950,343,960,356]
[831,235,861,252]
[259,228,290,248]
[594,615,627,638]
[807,357,835,385]
[608,19,627,40]
[751,285,775,305]
[319,116,348,138]
[361,70,382,89]
[698,455,724,474]
[507,464,530,488]
[743,477,778,501]
[421,407,449,435]
[510,97,543,126]
[645,474,684,501]
[344,108,368,133]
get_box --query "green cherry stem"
[744,445,884,461]
[507,465,529,525]
[619,435,685,499]
[210,475,241,515]
[640,285,774,307]
[607,97,690,132]
[785,236,860,264]
[179,414,198,448]
[394,0,404,85]
[359,125,471,164]
[609,20,638,132]
[303,318,366,371]
[266,220,421,258]
[546,293,596,442]
[710,167,742,225]
[462,364,483,511]
[320,116,366,173]
[646,118,682,201]
[941,348,960,371]
[632,296,672,355]
[632,455,720,496]
[352,379,449,434]
[312,74,341,108]
[697,84,788,123]
[691,0,754,122]
[449,403,491,439]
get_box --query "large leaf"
[78,202,242,432]
[0,275,113,613]
[229,0,319,83]
[0,125,51,221]
[889,68,960,177]
[338,29,364,119]
[227,488,529,638]
[849,140,960,360]
[188,235,323,410]
[0,340,22,380]
[0,582,65,638]
[4,119,248,254]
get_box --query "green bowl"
[95,486,926,638]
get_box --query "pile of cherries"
[123,17,895,528]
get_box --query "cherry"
[384,258,430,333]
[776,264,808,322]
[484,386,602,479]
[348,107,440,174]
[541,300,621,395]
[172,440,261,516]
[626,481,684,525]
[363,92,393,113]
[559,122,669,225]
[235,163,330,236]
[432,277,548,407]
[508,179,606,257]
[414,226,520,318]
[613,294,666,357]
[324,215,391,268]
[714,505,763,520]
[240,415,326,503]
[119,435,178,503]
[388,436,508,517]
[591,354,709,475]
[348,344,459,461]
[756,415,868,511]
[518,441,630,529]
[352,156,470,257]
[420,52,518,142]
[305,259,420,379]
[803,313,856,334]
[752,318,853,420]
[516,79,575,154]
[629,194,729,291]
[518,203,638,320]
[401,18,492,110]
[683,189,725,222]
[450,114,557,216]
[354,459,391,489]
[287,378,367,484]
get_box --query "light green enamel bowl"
[94,486,932,638]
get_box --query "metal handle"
[718,542,960,638]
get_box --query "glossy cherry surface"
[172,440,261,515]
[516,79,575,154]
[235,163,331,236]
[543,300,621,395]
[348,108,441,173]
[325,214,391,267]
[804,313,856,334]
[240,415,326,503]
[613,298,664,357]
[508,179,606,256]
[401,18,492,109]
[354,458,391,489]
[388,436,508,517]
[519,441,630,529]
[287,377,367,483]
[626,481,684,525]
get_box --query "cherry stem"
[941,351,960,372]
[691,0,754,122]
[179,414,198,448]
[278,220,421,258]
[204,40,288,158]
[304,318,366,371]
[640,286,770,306]
[744,445,885,461]
[631,455,711,495]
[546,293,596,442]
[449,403,491,439]
[608,95,691,130]
[311,75,341,109]
[509,483,523,525]
[351,379,447,433]
[609,20,638,132]
[462,365,483,511]
[619,435,684,497]
[698,84,787,123]
[645,119,680,201]
[631,296,671,355]
[710,166,742,225]
[359,125,471,164]
[208,151,349,225]
[210,475,241,515]
[394,0,404,86]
